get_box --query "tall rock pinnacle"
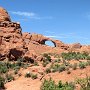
[0,7,11,22]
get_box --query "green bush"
[42,61,49,67]
[45,68,51,74]
[59,65,66,72]
[40,78,56,90]
[0,76,5,89]
[0,60,31,89]
[51,64,60,72]
[0,60,29,75]
[25,72,37,79]
[42,53,52,67]
[50,64,66,73]
[5,74,14,82]
[54,59,61,63]
[87,60,90,65]
[0,66,8,73]
[86,56,90,60]
[40,78,75,90]
[61,52,90,60]
[43,53,51,62]
[79,62,86,69]
[34,61,39,66]
[76,76,90,90]
[31,74,37,79]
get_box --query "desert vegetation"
[40,76,90,90]
[0,52,90,89]
[76,76,90,90]
[40,78,75,90]
[0,58,31,89]
[61,52,90,60]
[40,52,90,90]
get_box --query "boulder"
[71,43,82,49]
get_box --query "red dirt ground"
[5,64,90,90]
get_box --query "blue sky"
[0,0,90,45]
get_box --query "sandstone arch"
[42,40,56,47]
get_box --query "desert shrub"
[5,61,12,69]
[0,60,31,88]
[16,58,25,67]
[61,82,75,90]
[51,64,66,73]
[40,78,56,90]
[86,56,90,60]
[0,60,29,74]
[31,73,37,79]
[0,76,5,89]
[84,62,89,66]
[0,66,8,73]
[13,65,20,70]
[54,54,60,58]
[87,60,90,65]
[72,63,77,70]
[51,64,60,72]
[0,62,8,74]
[79,62,86,69]
[5,74,14,82]
[61,52,77,60]
[25,72,31,78]
[61,52,90,60]
[43,53,51,62]
[34,61,39,66]
[45,68,51,74]
[16,60,22,67]
[42,53,51,67]
[59,65,66,72]
[76,76,90,90]
[40,78,75,90]
[54,59,61,63]
[42,61,49,67]
[25,72,37,79]
[16,57,30,68]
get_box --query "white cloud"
[10,11,35,17]
[10,11,53,20]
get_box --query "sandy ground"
[5,65,90,90]
[5,77,41,90]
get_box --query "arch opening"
[45,40,56,47]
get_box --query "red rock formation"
[0,7,89,61]
[0,7,11,22]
